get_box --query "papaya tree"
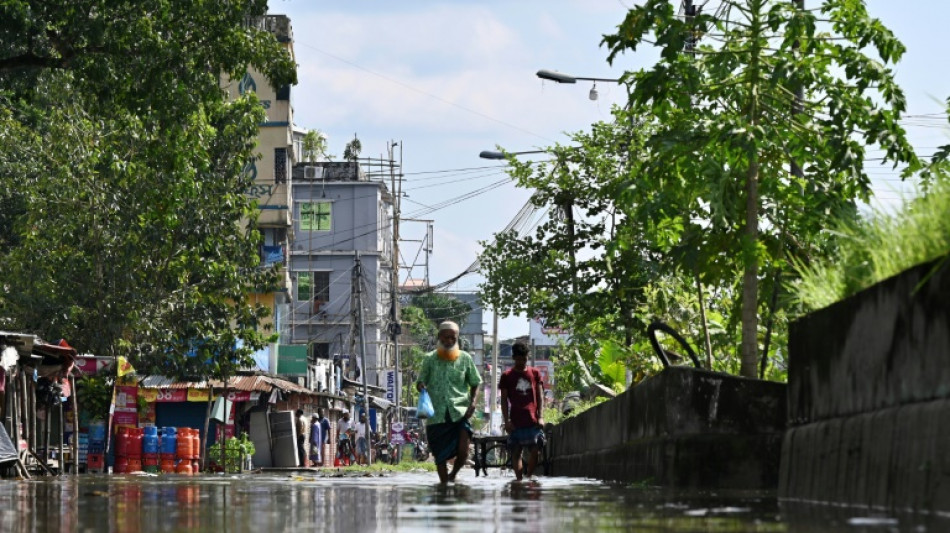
[603,0,921,377]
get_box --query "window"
[297,272,311,302]
[274,148,287,184]
[300,202,331,231]
[312,271,330,313]
[297,271,330,313]
[309,342,330,361]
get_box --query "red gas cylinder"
[176,429,191,460]
[116,427,130,458]
[129,428,143,458]
[143,454,159,467]
[175,460,193,475]
[114,456,129,474]
[191,432,200,460]
[160,458,176,474]
[127,457,142,472]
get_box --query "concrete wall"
[549,366,786,488]
[780,257,950,512]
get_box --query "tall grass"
[794,176,950,311]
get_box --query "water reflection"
[0,472,946,532]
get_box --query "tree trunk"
[740,155,760,378]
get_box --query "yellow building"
[222,15,296,373]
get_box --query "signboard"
[533,360,555,392]
[187,388,210,402]
[113,386,138,427]
[153,389,187,403]
[226,391,253,402]
[529,317,572,346]
[139,388,158,403]
[74,357,109,376]
[384,370,401,404]
[390,422,406,445]
[278,344,308,375]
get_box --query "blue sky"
[269,0,950,339]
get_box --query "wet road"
[0,469,944,532]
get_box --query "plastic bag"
[417,389,435,419]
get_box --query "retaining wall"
[780,257,950,512]
[549,366,786,488]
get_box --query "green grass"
[324,460,436,474]
[542,397,609,426]
[794,175,950,310]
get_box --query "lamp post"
[536,69,621,101]
[479,149,547,160]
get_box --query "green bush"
[207,433,255,473]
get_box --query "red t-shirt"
[499,367,543,429]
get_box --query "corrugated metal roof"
[138,374,317,395]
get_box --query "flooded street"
[0,470,944,532]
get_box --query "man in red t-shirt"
[499,342,545,481]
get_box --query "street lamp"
[479,149,547,160]
[536,69,622,101]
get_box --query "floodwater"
[0,470,946,532]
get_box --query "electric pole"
[388,141,403,420]
[354,252,372,466]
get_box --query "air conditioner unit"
[304,166,322,180]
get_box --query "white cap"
[438,321,459,333]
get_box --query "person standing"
[416,320,482,483]
[499,342,545,481]
[295,409,309,467]
[318,408,331,466]
[309,414,322,466]
[354,411,369,465]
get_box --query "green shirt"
[418,350,482,425]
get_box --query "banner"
[384,370,401,404]
[187,388,210,402]
[74,357,109,376]
[113,385,138,427]
[139,388,158,403]
[226,391,252,402]
[154,389,187,403]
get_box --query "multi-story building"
[287,160,396,392]
[446,292,485,366]
[223,15,296,374]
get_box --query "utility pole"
[388,141,403,421]
[490,311,499,435]
[353,252,372,465]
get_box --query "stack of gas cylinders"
[87,422,106,473]
[112,426,201,475]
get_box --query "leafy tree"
[0,1,295,380]
[302,130,330,163]
[603,0,921,377]
[396,305,436,405]
[409,293,472,331]
[343,134,363,162]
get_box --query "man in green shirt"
[417,320,482,483]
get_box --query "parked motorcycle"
[373,433,395,464]
[408,430,429,462]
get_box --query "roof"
[139,372,318,396]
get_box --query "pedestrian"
[355,411,369,465]
[309,414,322,466]
[318,408,331,466]
[499,342,545,481]
[295,409,309,467]
[336,409,355,465]
[416,320,482,483]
